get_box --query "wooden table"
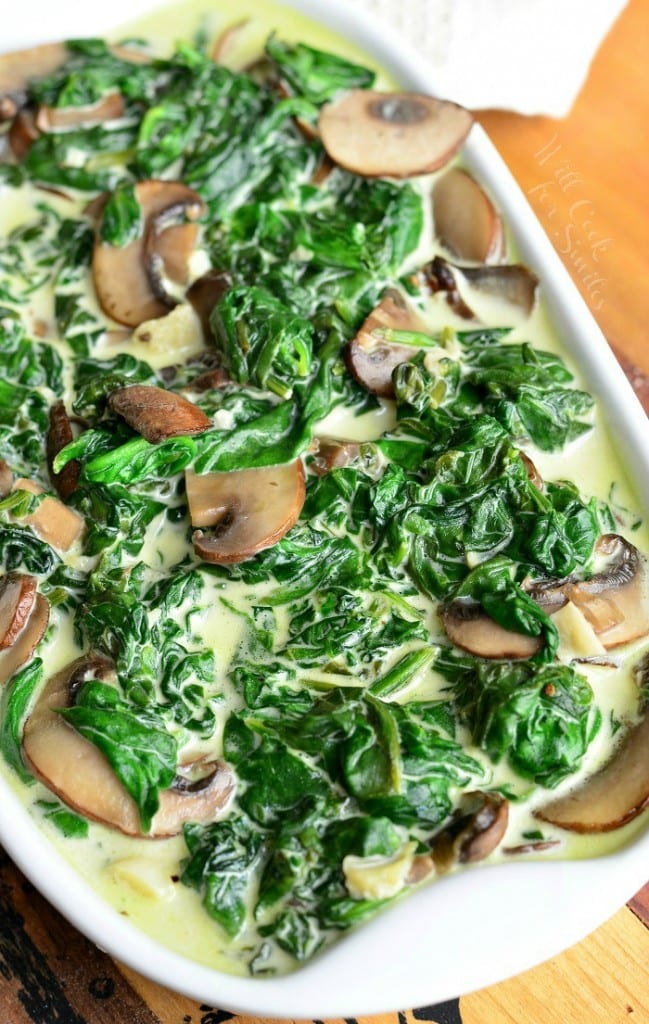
[1,0,649,1020]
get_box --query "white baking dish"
[1,0,648,1016]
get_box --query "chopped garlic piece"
[554,599,607,659]
[343,841,417,901]
[105,303,205,369]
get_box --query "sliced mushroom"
[12,477,84,551]
[0,41,149,119]
[108,385,211,444]
[8,109,40,159]
[35,91,124,132]
[520,452,543,490]
[144,202,204,306]
[0,41,68,114]
[186,268,232,342]
[319,90,473,178]
[310,438,363,476]
[422,256,539,320]
[535,709,649,833]
[92,180,205,327]
[47,400,80,501]
[347,288,432,397]
[440,598,543,660]
[432,167,505,264]
[22,653,235,837]
[0,573,37,651]
[432,791,509,872]
[420,256,475,319]
[187,460,306,564]
[566,534,649,649]
[0,592,49,686]
[460,262,539,317]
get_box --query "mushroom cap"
[0,592,49,687]
[0,572,37,652]
[440,598,542,660]
[35,91,125,132]
[347,288,431,397]
[310,438,363,476]
[22,654,235,837]
[187,460,306,564]
[535,708,649,833]
[108,384,212,444]
[566,534,649,649]
[92,180,205,327]
[432,167,505,264]
[432,791,509,871]
[47,400,79,501]
[318,89,473,178]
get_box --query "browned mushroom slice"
[92,180,205,327]
[35,91,125,132]
[186,268,232,343]
[143,200,205,306]
[440,598,542,660]
[8,109,40,159]
[420,256,475,319]
[536,709,649,833]
[432,791,509,872]
[310,439,363,476]
[347,289,432,397]
[319,90,473,178]
[22,654,234,836]
[13,477,84,551]
[432,167,505,264]
[0,41,68,114]
[47,400,80,500]
[565,535,649,649]
[0,573,37,651]
[187,460,306,564]
[108,384,211,444]
[520,452,543,490]
[0,593,49,686]
[460,263,539,317]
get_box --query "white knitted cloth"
[348,0,627,116]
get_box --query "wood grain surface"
[1,0,649,1020]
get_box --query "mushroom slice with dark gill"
[535,703,649,833]
[0,573,37,652]
[432,167,505,264]
[0,587,49,687]
[8,109,40,159]
[347,288,432,397]
[310,438,363,477]
[143,202,204,307]
[92,180,206,327]
[108,384,211,444]
[565,534,649,649]
[22,654,235,837]
[186,460,306,564]
[47,400,80,500]
[422,256,539,320]
[440,598,543,660]
[318,90,473,178]
[432,791,509,872]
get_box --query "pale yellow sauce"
[0,0,648,977]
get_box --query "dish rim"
[1,0,649,1016]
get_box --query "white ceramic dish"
[1,0,649,1016]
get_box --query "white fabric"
[349,0,627,116]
